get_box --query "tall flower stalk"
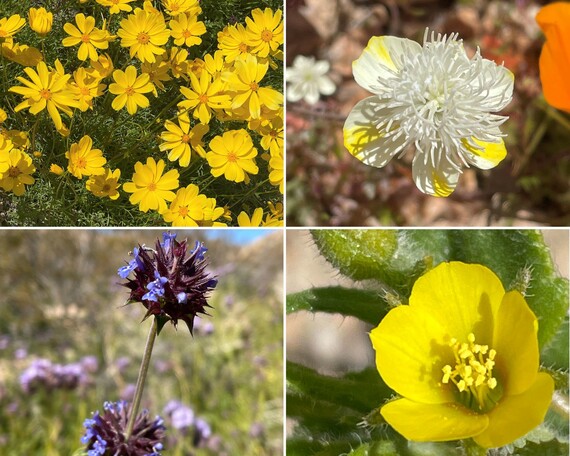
[80,232,217,455]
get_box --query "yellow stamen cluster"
[442,333,499,412]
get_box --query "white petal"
[304,84,320,104]
[318,76,336,95]
[474,57,514,111]
[286,82,305,102]
[343,96,408,167]
[462,136,507,170]
[412,152,460,197]
[313,60,330,75]
[353,35,421,94]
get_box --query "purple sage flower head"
[81,400,165,455]
[119,233,217,334]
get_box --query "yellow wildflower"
[141,59,171,95]
[0,14,25,43]
[71,67,106,111]
[96,0,135,15]
[206,129,258,183]
[268,149,283,194]
[86,53,114,80]
[162,0,201,16]
[244,8,283,58]
[117,9,170,63]
[162,184,208,226]
[217,23,252,63]
[167,46,189,78]
[169,12,206,47]
[200,198,227,227]
[0,108,6,123]
[29,7,53,36]
[109,65,154,115]
[9,61,78,131]
[123,157,179,213]
[62,13,111,61]
[370,262,554,448]
[65,135,107,179]
[178,71,231,123]
[159,111,208,167]
[227,54,283,119]
[86,168,121,200]
[0,149,35,196]
[237,207,263,227]
[49,163,64,175]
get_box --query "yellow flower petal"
[381,399,489,442]
[472,373,554,448]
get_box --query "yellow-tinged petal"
[492,291,539,395]
[371,305,455,404]
[472,373,554,448]
[462,137,507,170]
[536,2,570,112]
[412,154,460,198]
[409,262,504,344]
[344,97,406,167]
[381,399,489,442]
[352,35,421,94]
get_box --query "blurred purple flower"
[120,383,136,402]
[114,356,131,374]
[14,348,27,359]
[81,400,165,455]
[20,357,95,393]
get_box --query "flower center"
[249,82,259,91]
[178,205,189,217]
[39,89,51,100]
[238,43,248,53]
[227,151,237,162]
[111,0,119,4]
[76,157,87,169]
[182,29,192,38]
[442,333,503,413]
[198,94,209,103]
[147,182,157,191]
[261,29,273,42]
[8,166,20,178]
[0,30,7,38]
[137,32,150,44]
[125,86,135,96]
[102,183,111,192]
[181,134,191,143]
[80,87,91,96]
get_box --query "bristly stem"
[125,317,158,440]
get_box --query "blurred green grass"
[0,229,283,455]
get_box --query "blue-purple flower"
[118,233,218,334]
[81,400,165,455]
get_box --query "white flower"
[286,55,336,104]
[344,30,514,197]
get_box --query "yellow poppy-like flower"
[0,108,7,124]
[167,46,189,78]
[159,112,208,167]
[259,114,283,156]
[227,54,283,119]
[49,163,64,175]
[71,67,106,111]
[169,12,206,47]
[237,207,263,227]
[65,135,107,179]
[178,71,231,123]
[536,2,570,112]
[123,157,179,213]
[1,129,29,151]
[217,23,253,63]
[28,8,53,36]
[86,168,121,200]
[141,59,171,95]
[9,61,79,132]
[162,0,201,16]
[1,41,43,66]
[109,65,154,115]
[117,9,170,64]
[0,149,35,196]
[244,8,283,58]
[206,129,258,183]
[96,0,135,15]
[0,14,25,43]
[162,184,208,226]
[370,261,554,449]
[0,136,12,173]
[62,13,111,61]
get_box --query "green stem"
[125,317,158,440]
[462,439,487,456]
